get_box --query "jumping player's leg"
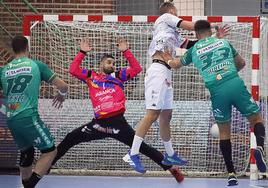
[159,110,186,165]
[114,119,169,169]
[130,109,160,156]
[126,109,159,173]
[129,63,172,171]
[159,109,172,152]
[111,119,184,183]
[158,89,187,166]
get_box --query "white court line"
[250,185,264,188]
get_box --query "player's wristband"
[80,49,87,55]
[58,90,67,96]
[123,49,129,53]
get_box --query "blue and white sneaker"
[123,151,146,173]
[162,152,188,166]
[254,146,267,172]
[227,173,238,186]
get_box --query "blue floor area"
[0,175,267,188]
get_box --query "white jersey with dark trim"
[148,13,186,58]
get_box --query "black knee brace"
[20,147,34,167]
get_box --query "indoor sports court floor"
[0,175,267,188]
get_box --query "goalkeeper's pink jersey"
[69,49,142,119]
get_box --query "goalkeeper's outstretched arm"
[69,38,92,81]
[115,38,142,82]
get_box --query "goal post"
[22,14,268,178]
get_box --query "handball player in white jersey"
[128,2,230,173]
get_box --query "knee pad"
[20,147,34,167]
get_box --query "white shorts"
[145,63,173,110]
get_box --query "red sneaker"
[169,165,184,183]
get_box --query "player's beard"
[103,67,114,74]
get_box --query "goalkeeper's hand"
[117,37,129,52]
[80,38,92,52]
[214,24,231,39]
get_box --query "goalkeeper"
[51,37,184,183]
[161,20,266,186]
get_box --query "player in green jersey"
[161,20,266,186]
[0,36,68,188]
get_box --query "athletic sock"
[163,140,175,156]
[220,139,235,173]
[130,135,143,156]
[22,172,42,188]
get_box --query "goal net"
[23,15,268,177]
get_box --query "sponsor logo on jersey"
[82,125,92,134]
[5,67,32,77]
[165,78,171,87]
[95,88,116,97]
[197,41,224,55]
[7,61,31,68]
[208,61,232,74]
[7,103,20,110]
[216,74,222,80]
[99,95,113,102]
[8,95,24,103]
[93,123,120,134]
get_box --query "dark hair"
[159,2,175,15]
[100,54,114,62]
[11,36,28,54]
[194,20,212,33]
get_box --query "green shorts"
[209,77,260,123]
[7,115,55,151]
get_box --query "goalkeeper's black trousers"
[53,113,172,170]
